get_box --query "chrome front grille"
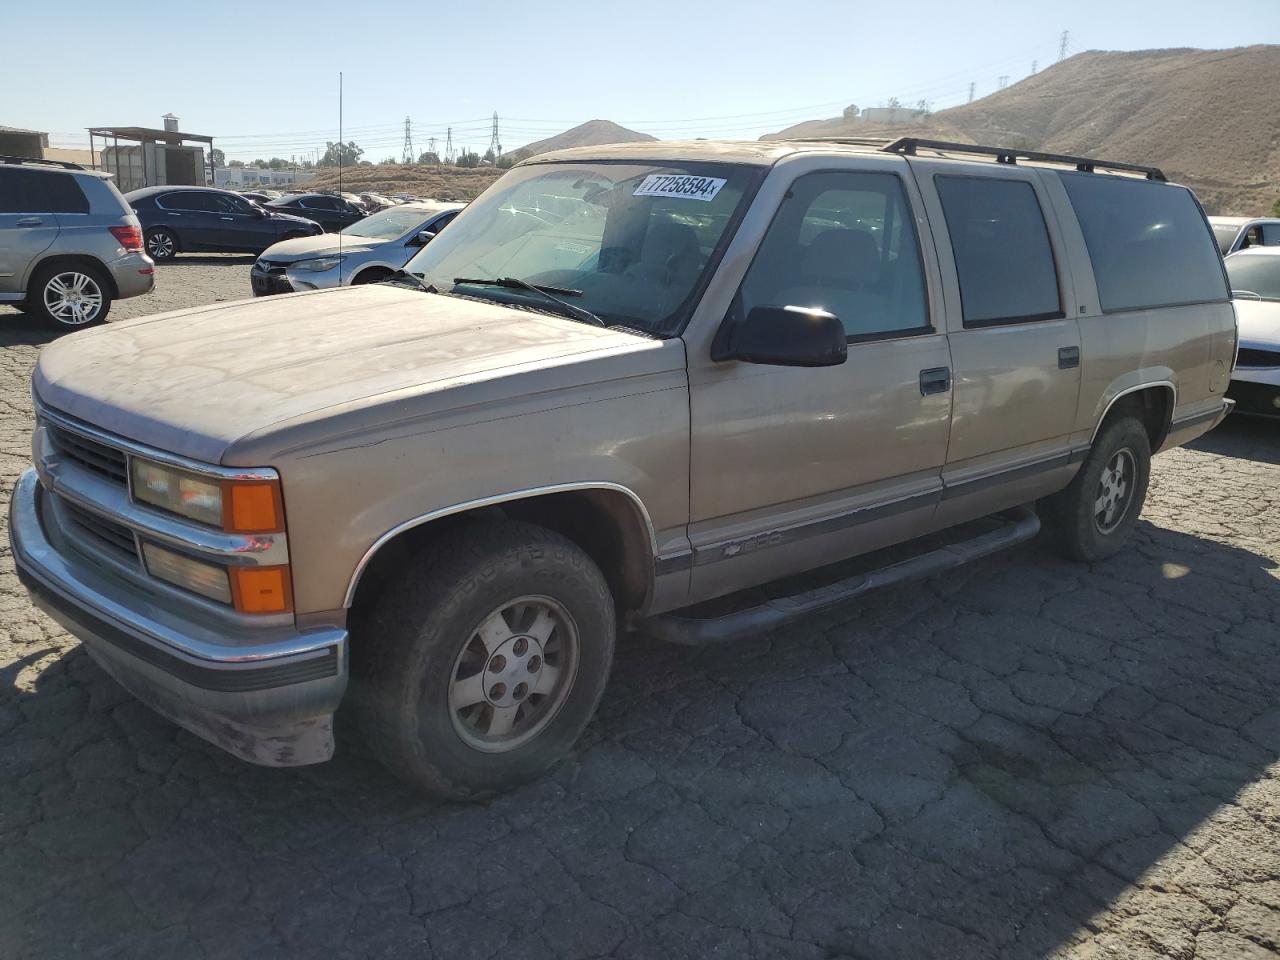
[60,499,140,566]
[47,423,128,484]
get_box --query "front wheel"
[353,521,616,799]
[1043,416,1151,562]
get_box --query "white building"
[214,166,315,189]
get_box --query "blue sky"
[4,0,1277,162]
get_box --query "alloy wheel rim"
[1094,447,1136,534]
[447,595,579,753]
[43,272,103,326]
[147,232,174,258]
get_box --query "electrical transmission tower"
[487,112,502,159]
[997,75,1009,90]
[401,117,414,164]
[968,81,975,103]
[427,137,437,161]
[1031,59,1038,75]
[444,127,454,163]
[1058,30,1070,61]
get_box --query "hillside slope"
[509,119,655,159]
[769,46,1280,215]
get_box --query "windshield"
[405,160,760,334]
[1226,254,1280,301]
[343,207,442,240]
[1212,223,1240,254]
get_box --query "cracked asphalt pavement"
[1,256,1279,959]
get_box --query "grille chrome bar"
[47,424,127,484]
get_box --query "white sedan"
[1225,246,1280,417]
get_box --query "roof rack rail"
[882,138,1166,182]
[0,154,85,171]
[783,136,897,148]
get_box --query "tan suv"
[11,138,1236,797]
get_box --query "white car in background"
[1210,216,1280,255]
[1224,246,1280,417]
[249,201,464,295]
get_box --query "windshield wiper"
[387,269,437,294]
[453,276,606,327]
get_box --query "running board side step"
[638,506,1040,646]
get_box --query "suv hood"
[260,234,377,261]
[34,285,675,464]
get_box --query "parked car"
[12,138,1236,798]
[238,189,281,204]
[359,192,395,212]
[1209,215,1280,256]
[127,186,321,262]
[1224,246,1280,416]
[250,201,463,295]
[0,155,153,329]
[265,192,368,232]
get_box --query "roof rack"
[784,136,897,148]
[882,138,1166,181]
[0,154,85,171]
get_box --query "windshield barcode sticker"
[634,174,726,202]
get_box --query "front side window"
[1225,255,1280,301]
[734,170,930,340]
[1061,173,1228,313]
[935,175,1062,327]
[407,161,760,335]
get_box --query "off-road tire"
[28,262,112,331]
[352,521,615,799]
[1043,416,1151,562]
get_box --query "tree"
[496,154,516,169]
[319,140,363,166]
[1272,197,1280,218]
[209,148,226,167]
[380,156,398,165]
[842,104,860,120]
[483,148,496,163]
[417,150,440,164]
[267,157,289,170]
[227,159,245,168]
[455,150,480,168]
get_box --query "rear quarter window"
[1061,173,1228,313]
[42,173,90,214]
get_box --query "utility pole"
[1058,30,1070,62]
[968,81,975,103]
[444,127,454,163]
[401,116,414,164]
[997,75,1009,91]
[487,112,502,159]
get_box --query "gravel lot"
[1,258,1279,959]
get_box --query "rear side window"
[41,173,90,214]
[160,192,217,212]
[1061,174,1229,313]
[935,175,1062,327]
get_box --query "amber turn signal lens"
[224,480,284,533]
[230,565,293,614]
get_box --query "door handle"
[15,217,43,227]
[919,366,951,396]
[1058,346,1080,370]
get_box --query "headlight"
[293,256,345,272]
[130,458,284,534]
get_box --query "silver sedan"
[250,202,464,296]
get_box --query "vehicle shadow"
[163,254,257,266]
[3,516,1277,958]
[1188,412,1279,464]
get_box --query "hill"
[767,46,1280,215]
[305,163,503,200]
[508,119,655,160]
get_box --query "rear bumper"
[10,469,347,766]
[107,252,156,300]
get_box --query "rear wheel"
[353,521,615,799]
[28,263,111,331]
[1044,416,1151,562]
[145,228,177,262]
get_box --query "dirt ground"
[1,257,1278,959]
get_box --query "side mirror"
[412,230,437,247]
[251,206,266,218]
[715,305,847,367]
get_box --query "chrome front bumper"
[10,469,347,766]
